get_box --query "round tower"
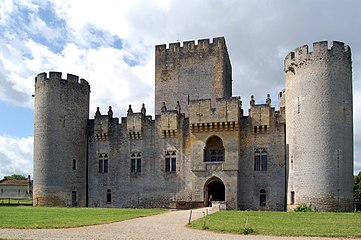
[285,41,353,211]
[33,72,90,206]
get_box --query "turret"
[285,41,353,211]
[33,72,90,206]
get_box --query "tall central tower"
[155,37,232,116]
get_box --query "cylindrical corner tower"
[33,72,90,206]
[285,41,353,211]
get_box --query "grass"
[0,206,164,229]
[189,210,361,237]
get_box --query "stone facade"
[33,37,354,211]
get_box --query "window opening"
[204,136,224,162]
[131,152,142,173]
[165,151,177,172]
[260,189,266,206]
[98,153,109,173]
[254,148,267,171]
[290,191,295,205]
[72,159,77,170]
[107,189,112,204]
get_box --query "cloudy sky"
[0,0,360,179]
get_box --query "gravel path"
[0,208,358,240]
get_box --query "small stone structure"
[33,37,354,211]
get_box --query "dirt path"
[0,208,357,240]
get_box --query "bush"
[294,203,318,212]
[242,227,256,235]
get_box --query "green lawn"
[189,210,361,237]
[0,206,164,229]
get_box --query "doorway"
[205,177,225,206]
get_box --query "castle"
[33,37,354,211]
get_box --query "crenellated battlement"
[35,71,90,88]
[155,37,226,55]
[189,97,241,132]
[284,41,351,73]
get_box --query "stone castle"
[33,37,354,211]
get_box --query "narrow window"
[107,189,111,204]
[104,153,108,173]
[254,126,257,133]
[137,158,142,172]
[99,159,103,173]
[104,159,108,173]
[264,125,267,132]
[261,148,267,171]
[165,151,171,172]
[297,97,300,114]
[72,159,77,170]
[131,159,136,173]
[290,191,295,205]
[171,151,177,172]
[72,191,77,206]
[260,189,266,206]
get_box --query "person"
[208,194,213,207]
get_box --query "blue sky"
[0,0,360,178]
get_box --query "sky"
[0,0,360,179]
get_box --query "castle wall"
[285,41,353,211]
[239,99,286,210]
[87,106,193,208]
[155,37,232,116]
[33,72,90,206]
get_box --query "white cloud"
[0,0,360,178]
[0,136,33,179]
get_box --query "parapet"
[155,37,227,55]
[35,71,90,88]
[189,97,241,132]
[284,41,351,73]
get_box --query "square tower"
[155,37,232,116]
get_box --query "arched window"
[107,189,112,204]
[204,136,224,162]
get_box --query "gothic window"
[204,136,224,162]
[98,153,109,173]
[165,151,176,172]
[260,189,266,206]
[254,148,267,171]
[131,152,142,173]
[107,189,112,204]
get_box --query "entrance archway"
[204,177,225,206]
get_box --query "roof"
[0,179,32,186]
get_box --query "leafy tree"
[354,171,361,201]
[4,174,27,180]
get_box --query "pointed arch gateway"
[204,177,225,206]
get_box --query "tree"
[4,174,27,180]
[354,171,361,201]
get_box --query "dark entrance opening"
[205,177,225,206]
